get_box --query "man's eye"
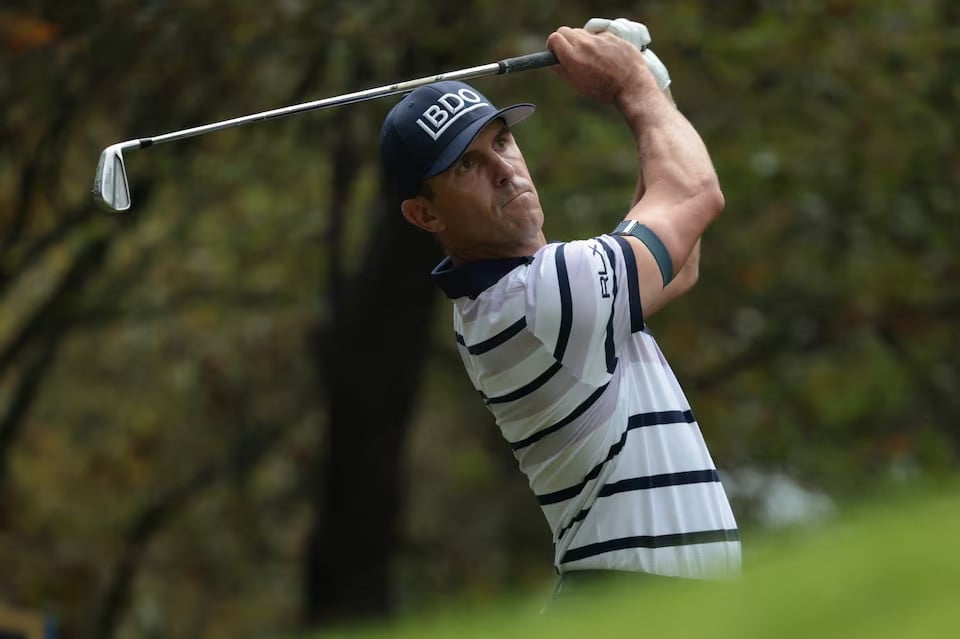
[459,158,473,171]
[496,136,508,148]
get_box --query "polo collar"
[431,255,534,300]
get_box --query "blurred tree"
[300,45,444,623]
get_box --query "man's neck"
[448,233,546,266]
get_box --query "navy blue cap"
[380,80,535,200]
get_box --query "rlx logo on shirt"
[416,88,489,141]
[590,241,612,299]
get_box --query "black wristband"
[612,220,674,287]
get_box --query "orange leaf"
[0,13,59,55]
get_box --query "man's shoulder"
[531,236,622,262]
[527,236,625,285]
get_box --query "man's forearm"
[630,87,700,284]
[629,87,701,283]
[630,87,675,207]
[619,85,719,205]
[617,74,722,276]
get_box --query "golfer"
[380,18,741,591]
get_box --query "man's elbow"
[700,179,725,220]
[677,258,700,293]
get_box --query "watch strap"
[612,220,674,287]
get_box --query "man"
[380,19,740,592]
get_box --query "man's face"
[418,119,545,261]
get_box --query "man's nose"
[491,152,516,186]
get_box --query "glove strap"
[612,220,674,286]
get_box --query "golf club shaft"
[136,51,558,150]
[93,50,557,212]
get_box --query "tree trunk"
[303,183,442,624]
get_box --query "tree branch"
[89,421,295,639]
[0,342,61,515]
[0,234,110,377]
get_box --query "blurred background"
[1,1,957,637]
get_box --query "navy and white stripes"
[456,317,527,354]
[552,244,573,361]
[509,382,609,451]
[538,410,699,507]
[442,236,741,579]
[561,529,740,565]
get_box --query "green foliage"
[311,483,960,638]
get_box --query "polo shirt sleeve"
[525,236,644,385]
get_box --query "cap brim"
[423,103,536,180]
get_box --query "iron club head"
[92,143,133,212]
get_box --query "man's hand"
[546,27,658,106]
[583,18,671,91]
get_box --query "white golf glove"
[583,17,671,91]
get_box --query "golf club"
[92,50,558,212]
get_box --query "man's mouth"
[501,189,528,207]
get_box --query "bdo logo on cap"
[415,88,489,141]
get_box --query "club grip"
[498,50,559,75]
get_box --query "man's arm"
[629,86,672,206]
[547,27,723,316]
[643,238,700,316]
[629,87,702,317]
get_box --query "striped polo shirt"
[432,235,741,578]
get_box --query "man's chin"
[516,210,546,244]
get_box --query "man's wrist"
[615,71,669,132]
[615,59,651,99]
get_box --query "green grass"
[308,483,960,638]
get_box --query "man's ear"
[401,197,445,233]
